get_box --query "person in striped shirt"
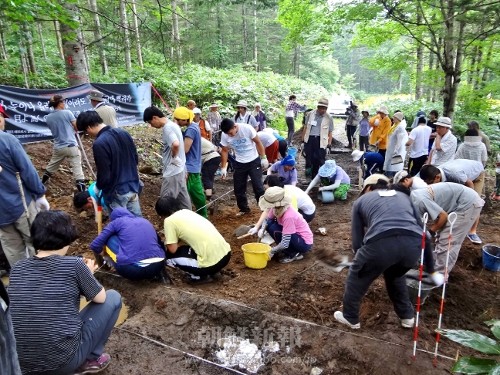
[8,210,122,375]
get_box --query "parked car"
[328,95,352,118]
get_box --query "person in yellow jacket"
[369,105,391,160]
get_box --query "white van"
[328,95,352,117]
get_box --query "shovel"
[317,254,353,273]
[234,224,253,237]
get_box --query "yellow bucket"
[241,243,271,269]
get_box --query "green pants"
[334,183,350,200]
[187,173,207,218]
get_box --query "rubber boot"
[41,171,52,184]
[75,179,87,192]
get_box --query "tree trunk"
[0,19,8,60]
[253,0,258,69]
[480,40,493,86]
[120,0,132,73]
[467,45,478,85]
[19,47,30,88]
[415,14,423,100]
[22,23,36,74]
[60,4,89,86]
[54,20,65,60]
[472,44,483,90]
[37,22,47,59]
[130,0,143,69]
[216,2,223,68]
[171,0,181,62]
[89,0,108,75]
[242,5,248,62]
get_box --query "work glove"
[220,167,227,178]
[431,272,445,286]
[257,227,265,238]
[261,157,269,169]
[171,156,182,167]
[318,187,325,192]
[35,196,50,211]
[374,119,380,126]
[248,227,258,236]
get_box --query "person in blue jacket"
[90,208,166,280]
[0,104,49,269]
[351,150,384,179]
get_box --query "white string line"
[115,327,248,375]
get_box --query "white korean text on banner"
[0,82,151,143]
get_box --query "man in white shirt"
[219,119,269,216]
[426,117,457,166]
[406,116,431,176]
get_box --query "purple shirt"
[269,162,297,185]
[325,166,350,184]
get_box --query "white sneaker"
[334,311,360,329]
[400,318,415,328]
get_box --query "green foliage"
[438,320,500,374]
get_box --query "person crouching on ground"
[267,155,298,186]
[90,208,166,281]
[8,210,121,375]
[155,196,231,283]
[334,175,424,330]
[259,187,313,264]
[305,159,350,201]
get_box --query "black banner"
[0,82,151,143]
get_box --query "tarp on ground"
[0,82,151,143]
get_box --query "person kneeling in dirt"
[267,155,298,186]
[258,187,313,264]
[334,174,428,330]
[90,208,166,281]
[8,210,121,375]
[155,196,231,282]
[304,159,350,201]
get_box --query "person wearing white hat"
[304,159,350,201]
[252,103,267,132]
[393,170,428,192]
[351,149,384,179]
[368,105,391,159]
[334,174,434,330]
[233,100,258,130]
[193,108,212,141]
[89,89,118,128]
[426,116,457,166]
[258,187,313,264]
[206,103,222,144]
[383,111,408,177]
[302,98,334,178]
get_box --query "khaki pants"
[472,171,485,196]
[433,199,483,273]
[0,201,37,267]
[46,146,84,181]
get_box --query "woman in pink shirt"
[259,187,313,263]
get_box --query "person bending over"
[305,160,350,201]
[267,155,298,186]
[8,210,121,375]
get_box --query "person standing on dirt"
[193,107,212,141]
[207,103,222,144]
[89,89,118,128]
[155,197,231,283]
[406,116,432,176]
[174,107,207,218]
[383,111,408,177]
[42,95,87,192]
[368,105,391,160]
[426,116,457,166]
[345,101,360,149]
[427,109,439,151]
[410,182,484,274]
[302,98,334,179]
[143,106,192,210]
[358,110,370,152]
[334,174,426,330]
[0,280,22,374]
[219,118,268,216]
[285,95,305,145]
[252,102,267,132]
[233,100,258,130]
[0,104,49,268]
[76,110,142,216]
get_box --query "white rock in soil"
[310,367,323,375]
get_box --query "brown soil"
[22,125,499,374]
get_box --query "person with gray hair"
[426,116,457,166]
[89,89,118,128]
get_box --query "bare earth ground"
[22,124,499,375]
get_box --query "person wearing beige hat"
[383,111,408,177]
[186,100,196,110]
[426,116,457,166]
[302,98,334,178]
[259,187,313,264]
[89,89,118,128]
[233,100,258,130]
[368,105,391,159]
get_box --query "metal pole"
[75,131,96,180]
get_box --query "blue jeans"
[266,219,312,257]
[109,191,142,217]
[0,283,21,375]
[50,290,122,375]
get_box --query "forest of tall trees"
[0,0,498,119]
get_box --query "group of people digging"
[0,94,494,375]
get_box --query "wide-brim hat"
[377,106,389,115]
[89,89,104,102]
[318,160,337,177]
[317,98,329,107]
[362,173,390,189]
[435,116,452,128]
[351,150,364,162]
[0,104,9,118]
[192,107,202,115]
[259,187,292,210]
[393,170,409,185]
[209,103,219,108]
[235,100,248,108]
[393,111,404,122]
